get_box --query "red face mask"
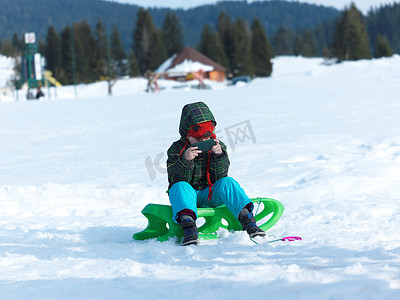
[187,121,216,139]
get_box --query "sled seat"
[133,197,284,242]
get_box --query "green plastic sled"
[133,197,284,242]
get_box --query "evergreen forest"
[0,0,399,85]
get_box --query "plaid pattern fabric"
[179,102,216,138]
[167,138,230,190]
[168,101,229,190]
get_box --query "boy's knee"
[170,181,194,193]
[216,177,237,186]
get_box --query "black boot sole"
[182,238,200,246]
[249,231,266,238]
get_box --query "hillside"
[1,54,400,299]
[0,0,340,49]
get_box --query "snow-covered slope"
[1,55,399,299]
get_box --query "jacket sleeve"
[167,142,194,186]
[209,142,230,183]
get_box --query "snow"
[155,55,215,75]
[166,59,214,73]
[0,55,15,102]
[155,54,177,73]
[0,55,14,86]
[1,54,400,299]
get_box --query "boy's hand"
[184,146,202,161]
[212,139,222,155]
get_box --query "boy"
[167,101,265,246]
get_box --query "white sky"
[106,0,399,14]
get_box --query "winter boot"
[239,211,266,238]
[180,217,199,246]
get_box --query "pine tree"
[94,20,108,80]
[333,2,371,61]
[110,25,128,77]
[293,34,305,56]
[38,39,46,57]
[272,26,294,55]
[73,21,97,83]
[251,18,273,77]
[197,24,228,67]
[44,26,62,80]
[374,34,394,58]
[231,18,254,76]
[302,30,317,57]
[131,8,167,73]
[128,50,140,77]
[132,8,157,74]
[198,24,213,56]
[323,45,332,58]
[367,3,400,55]
[0,33,23,58]
[312,23,334,56]
[162,12,184,57]
[12,33,23,56]
[60,27,73,84]
[217,13,235,75]
[294,29,317,57]
[0,40,14,57]
[145,30,167,72]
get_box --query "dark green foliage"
[59,27,73,84]
[0,0,341,51]
[45,26,62,79]
[293,35,304,56]
[271,27,320,57]
[50,20,108,85]
[145,30,167,72]
[94,20,108,80]
[198,24,214,56]
[231,19,253,76]
[3,0,399,58]
[110,25,128,77]
[162,12,184,57]
[0,39,16,57]
[0,33,23,57]
[0,0,139,52]
[38,39,46,56]
[374,34,394,58]
[197,24,228,68]
[128,51,140,77]
[333,3,371,61]
[217,13,235,74]
[367,3,400,54]
[293,29,317,57]
[12,33,24,55]
[132,8,154,73]
[132,8,166,74]
[172,0,340,48]
[3,0,399,86]
[73,21,97,83]
[310,21,337,56]
[272,26,295,55]
[251,18,273,77]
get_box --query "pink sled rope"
[268,236,302,243]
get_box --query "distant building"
[155,46,226,82]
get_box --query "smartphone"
[191,139,217,152]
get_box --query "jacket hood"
[179,102,216,138]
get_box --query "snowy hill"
[0,55,400,299]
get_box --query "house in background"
[155,46,226,82]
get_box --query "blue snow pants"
[168,177,253,222]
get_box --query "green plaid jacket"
[167,102,230,190]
